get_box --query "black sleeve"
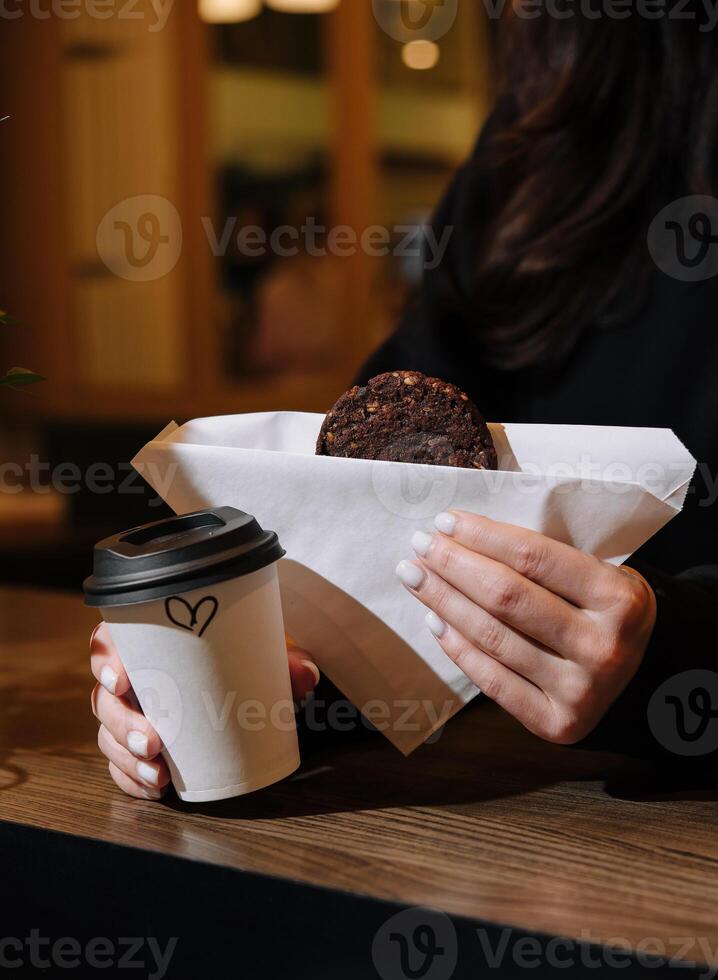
[578,564,718,770]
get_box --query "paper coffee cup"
[84,507,300,802]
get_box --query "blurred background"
[0,0,496,591]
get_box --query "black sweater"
[358,132,718,769]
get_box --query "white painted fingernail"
[425,610,446,638]
[396,560,424,589]
[99,665,117,695]
[411,530,433,557]
[137,761,159,786]
[300,659,321,687]
[434,512,457,535]
[127,731,149,758]
[141,786,163,801]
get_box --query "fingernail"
[434,512,457,535]
[137,760,159,786]
[425,610,446,638]
[99,665,118,695]
[300,659,321,688]
[411,530,433,557]
[396,560,425,589]
[127,731,149,758]
[141,786,163,801]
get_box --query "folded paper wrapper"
[133,414,696,755]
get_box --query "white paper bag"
[133,413,695,754]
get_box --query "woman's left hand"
[396,511,657,745]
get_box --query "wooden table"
[2,587,718,977]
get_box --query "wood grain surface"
[2,587,718,965]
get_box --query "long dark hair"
[472,11,718,369]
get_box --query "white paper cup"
[85,508,300,802]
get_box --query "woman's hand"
[90,623,320,800]
[396,511,657,745]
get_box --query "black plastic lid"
[83,507,285,607]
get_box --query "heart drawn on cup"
[164,595,219,638]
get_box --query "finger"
[92,683,163,759]
[433,512,616,609]
[108,761,165,801]
[98,724,170,793]
[90,622,131,697]
[287,647,320,701]
[426,616,552,737]
[403,536,597,662]
[398,561,562,688]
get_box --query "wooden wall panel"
[61,6,186,392]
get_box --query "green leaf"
[0,312,20,325]
[0,367,46,389]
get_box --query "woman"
[90,12,718,798]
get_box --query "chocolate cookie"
[316,371,498,469]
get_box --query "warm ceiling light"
[198,0,262,23]
[265,0,340,11]
[401,39,440,70]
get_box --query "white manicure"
[100,665,117,695]
[396,560,424,589]
[425,610,446,638]
[411,530,433,557]
[434,512,457,535]
[137,761,159,786]
[127,731,149,758]
[300,659,321,687]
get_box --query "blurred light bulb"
[198,0,262,23]
[401,39,440,70]
[265,0,340,11]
